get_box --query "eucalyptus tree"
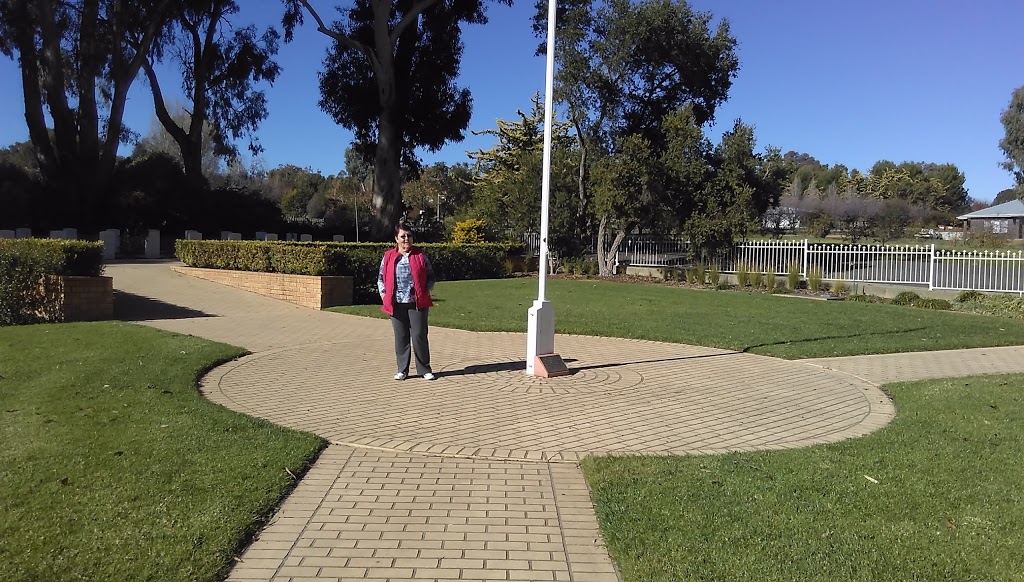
[1000,85,1024,189]
[533,0,739,272]
[141,0,281,186]
[0,0,175,226]
[283,0,510,238]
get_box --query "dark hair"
[394,222,414,236]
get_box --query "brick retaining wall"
[41,275,113,321]
[171,266,353,309]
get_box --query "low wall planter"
[41,275,113,322]
[172,266,353,309]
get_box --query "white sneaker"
[394,372,407,380]
[423,373,436,381]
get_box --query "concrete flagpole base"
[526,299,569,377]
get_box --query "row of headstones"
[0,227,158,260]
[184,230,346,243]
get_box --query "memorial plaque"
[534,354,570,378]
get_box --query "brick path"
[107,262,1024,582]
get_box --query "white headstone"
[99,229,119,260]
[185,230,202,240]
[332,235,345,242]
[227,232,242,241]
[265,233,278,241]
[62,228,78,240]
[300,234,313,242]
[221,230,233,240]
[49,230,65,239]
[145,229,161,259]
[286,232,298,241]
[15,228,31,238]
[0,230,14,239]
[255,231,267,241]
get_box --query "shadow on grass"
[739,326,930,354]
[114,290,216,321]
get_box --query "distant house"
[957,199,1024,240]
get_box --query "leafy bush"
[915,298,953,311]
[787,262,801,290]
[750,269,763,289]
[0,239,104,325]
[708,264,720,286]
[736,263,750,287]
[955,290,986,303]
[891,291,922,306]
[952,293,1024,320]
[176,239,514,304]
[451,218,488,244]
[807,267,824,292]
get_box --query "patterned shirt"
[378,252,435,304]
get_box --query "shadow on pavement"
[114,290,216,321]
[740,326,929,353]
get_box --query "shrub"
[695,263,707,285]
[736,263,750,287]
[916,298,953,311]
[807,267,824,292]
[451,218,488,244]
[832,279,851,296]
[952,293,1024,319]
[584,260,599,276]
[955,290,985,303]
[708,264,720,286]
[0,239,104,326]
[891,291,922,306]
[175,240,513,304]
[751,269,764,289]
[787,262,801,290]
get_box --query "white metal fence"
[613,238,1024,295]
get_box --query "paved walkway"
[107,262,1024,582]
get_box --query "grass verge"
[583,373,1024,581]
[330,278,1024,358]
[0,322,326,581]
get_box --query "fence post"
[928,243,936,290]
[801,239,808,278]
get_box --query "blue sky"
[1,0,1021,201]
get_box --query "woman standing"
[377,222,436,380]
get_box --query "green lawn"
[583,373,1024,581]
[331,277,1024,359]
[0,322,326,582]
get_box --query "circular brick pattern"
[202,332,896,462]
[437,357,645,394]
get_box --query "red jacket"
[380,246,434,315]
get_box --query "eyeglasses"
[397,233,413,239]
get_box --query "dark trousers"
[391,303,431,375]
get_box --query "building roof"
[957,199,1024,220]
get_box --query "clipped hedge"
[175,240,524,305]
[0,239,105,326]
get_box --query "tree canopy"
[283,0,509,238]
[999,85,1024,190]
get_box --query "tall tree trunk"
[596,214,632,276]
[370,0,404,239]
[374,105,404,238]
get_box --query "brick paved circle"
[436,357,646,394]
[202,332,895,462]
